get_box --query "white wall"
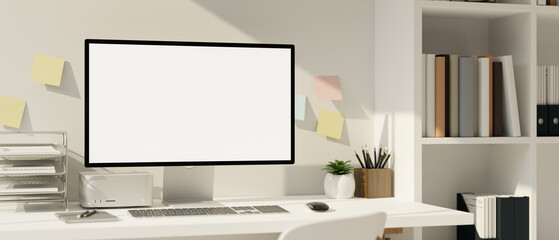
[0,0,375,201]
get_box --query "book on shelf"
[493,56,521,137]
[478,56,493,137]
[450,54,460,137]
[537,0,559,6]
[423,54,427,137]
[457,193,529,240]
[458,56,475,137]
[425,54,436,137]
[493,62,504,137]
[435,55,449,137]
[538,65,559,136]
[423,53,521,138]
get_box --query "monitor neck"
[162,166,215,206]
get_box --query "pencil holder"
[354,168,392,198]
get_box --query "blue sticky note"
[295,94,306,121]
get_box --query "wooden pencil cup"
[354,168,392,198]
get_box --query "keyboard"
[129,205,289,218]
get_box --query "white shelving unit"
[374,1,559,239]
[0,132,68,209]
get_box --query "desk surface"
[0,195,473,240]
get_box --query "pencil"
[361,146,369,168]
[377,144,383,167]
[354,151,365,168]
[381,152,392,168]
[373,147,377,168]
[366,146,373,169]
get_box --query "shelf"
[421,137,533,145]
[535,137,559,144]
[536,5,559,19]
[422,1,530,19]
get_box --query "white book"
[494,56,521,137]
[485,196,490,238]
[490,195,496,238]
[553,66,556,104]
[552,66,559,105]
[461,193,478,214]
[471,56,479,137]
[476,196,486,238]
[539,66,542,104]
[539,66,546,105]
[426,54,436,137]
[547,66,552,104]
[423,54,426,137]
[546,66,555,104]
[478,58,490,137]
[549,66,558,105]
[536,66,542,105]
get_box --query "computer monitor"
[85,39,294,204]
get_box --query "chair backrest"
[277,211,387,240]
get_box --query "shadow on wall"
[295,99,317,132]
[377,114,390,148]
[284,165,325,195]
[67,150,95,201]
[46,62,81,99]
[193,0,374,120]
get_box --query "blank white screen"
[88,42,292,164]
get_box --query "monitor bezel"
[84,39,295,167]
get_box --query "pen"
[77,209,98,218]
[354,151,365,168]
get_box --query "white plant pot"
[324,173,355,199]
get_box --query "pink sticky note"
[314,76,342,100]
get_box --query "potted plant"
[322,160,355,199]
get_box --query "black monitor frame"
[84,39,295,167]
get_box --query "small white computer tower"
[79,172,153,208]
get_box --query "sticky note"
[295,94,306,121]
[0,95,27,129]
[314,75,342,100]
[30,54,65,86]
[316,110,344,139]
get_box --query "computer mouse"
[306,202,329,211]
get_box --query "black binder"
[537,105,549,136]
[496,197,515,240]
[514,197,529,240]
[548,105,559,136]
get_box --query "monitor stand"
[162,166,222,207]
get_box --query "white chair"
[277,211,387,240]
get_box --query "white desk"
[0,195,473,240]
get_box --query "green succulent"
[322,160,354,175]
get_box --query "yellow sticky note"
[0,95,27,129]
[30,54,65,86]
[316,110,344,139]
